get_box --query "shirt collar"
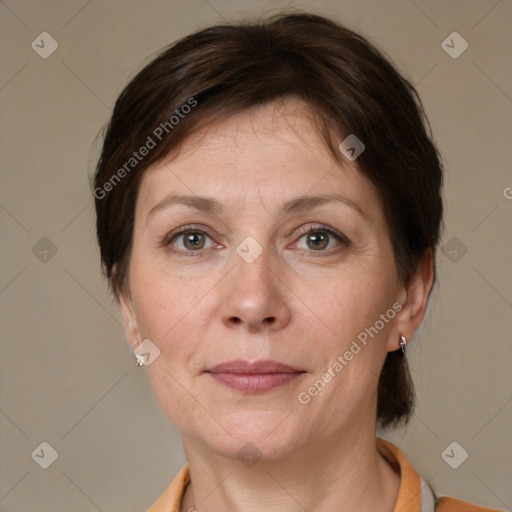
[146,437,423,512]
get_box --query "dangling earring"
[399,334,407,354]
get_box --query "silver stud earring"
[399,334,407,354]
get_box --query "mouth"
[205,359,306,393]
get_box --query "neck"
[179,428,400,512]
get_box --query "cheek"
[318,267,396,341]
[130,256,213,342]
[135,273,210,428]
[304,268,396,388]
[296,279,395,432]
[145,366,206,434]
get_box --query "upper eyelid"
[295,223,346,238]
[164,224,211,240]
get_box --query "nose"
[220,246,292,334]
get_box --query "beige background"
[1,0,511,511]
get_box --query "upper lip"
[207,359,303,374]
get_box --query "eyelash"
[163,223,350,257]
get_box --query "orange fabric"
[435,497,502,512]
[376,437,421,512]
[146,438,502,512]
[146,464,190,512]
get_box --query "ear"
[387,249,435,352]
[114,265,140,348]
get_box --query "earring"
[399,334,407,354]
[131,340,145,367]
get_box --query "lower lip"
[208,372,303,393]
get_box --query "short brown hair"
[92,11,444,429]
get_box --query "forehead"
[188,99,326,151]
[136,98,380,217]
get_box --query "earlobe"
[387,249,435,352]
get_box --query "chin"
[199,409,306,462]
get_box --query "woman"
[92,12,501,512]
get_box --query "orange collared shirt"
[146,437,502,512]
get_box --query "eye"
[294,225,350,254]
[163,223,349,256]
[164,225,216,254]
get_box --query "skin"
[118,98,434,512]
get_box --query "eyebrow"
[147,192,368,222]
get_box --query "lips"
[208,359,301,374]
[206,359,305,393]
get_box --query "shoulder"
[436,496,505,511]
[376,437,503,512]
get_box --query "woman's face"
[119,98,420,461]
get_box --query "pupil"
[186,233,203,249]
[309,232,327,249]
